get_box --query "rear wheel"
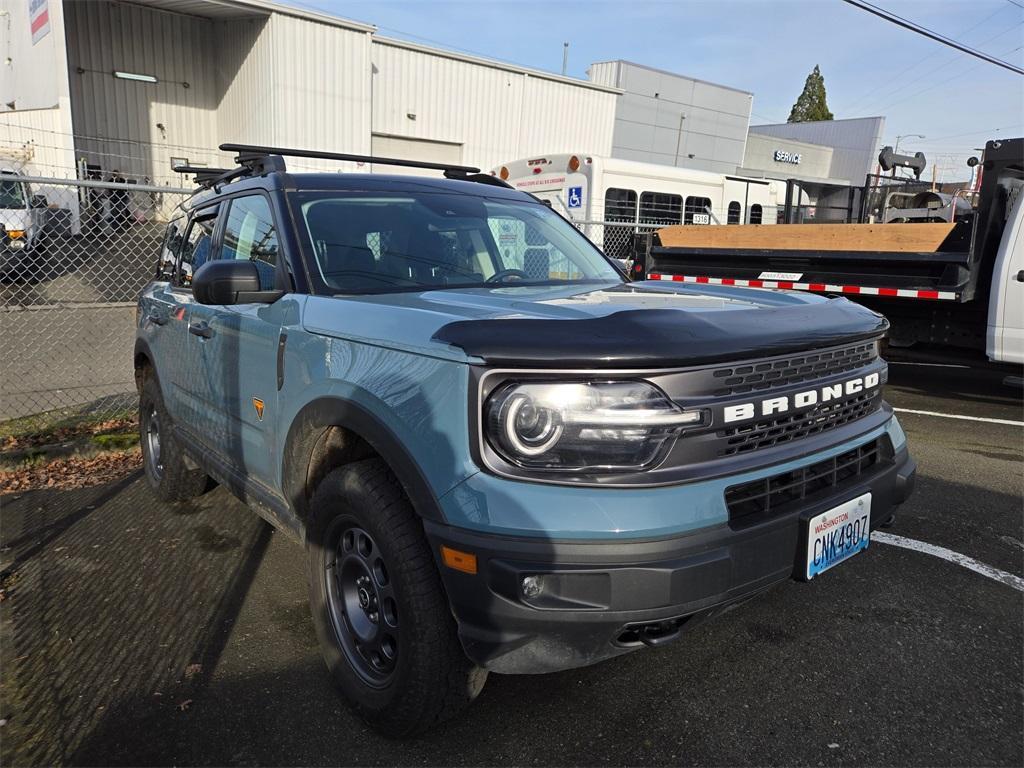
[138,375,209,501]
[307,459,486,736]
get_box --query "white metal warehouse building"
[1,0,620,184]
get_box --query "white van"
[0,169,49,274]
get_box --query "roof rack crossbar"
[173,165,238,189]
[219,143,481,176]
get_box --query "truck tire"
[307,459,486,736]
[139,376,210,502]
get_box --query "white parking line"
[873,531,1024,592]
[893,407,1024,427]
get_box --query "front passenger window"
[222,195,280,291]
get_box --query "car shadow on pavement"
[0,476,272,767]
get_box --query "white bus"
[492,153,785,260]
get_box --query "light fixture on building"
[113,70,158,84]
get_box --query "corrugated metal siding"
[0,108,76,176]
[371,41,614,171]
[263,14,371,171]
[215,17,276,150]
[65,0,220,183]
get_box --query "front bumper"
[426,445,915,675]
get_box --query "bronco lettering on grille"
[722,372,881,424]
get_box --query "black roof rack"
[219,143,483,178]
[173,165,235,188]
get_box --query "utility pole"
[561,43,569,76]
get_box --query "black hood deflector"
[432,297,888,369]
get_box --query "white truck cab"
[987,184,1024,365]
[0,169,48,273]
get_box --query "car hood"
[305,281,888,368]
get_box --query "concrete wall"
[589,60,751,175]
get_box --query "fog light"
[521,575,544,598]
[9,239,25,251]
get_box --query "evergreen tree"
[787,65,834,123]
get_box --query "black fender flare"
[281,397,446,525]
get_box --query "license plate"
[758,271,803,281]
[805,493,871,579]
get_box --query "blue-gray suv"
[135,144,916,736]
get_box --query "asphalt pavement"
[1,363,1021,767]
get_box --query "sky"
[290,0,1023,182]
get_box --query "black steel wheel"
[325,522,401,687]
[138,374,210,502]
[306,459,486,736]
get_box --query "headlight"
[484,380,705,472]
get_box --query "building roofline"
[750,116,885,129]
[588,59,753,97]
[372,36,622,94]
[204,0,377,33]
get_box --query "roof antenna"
[561,42,569,76]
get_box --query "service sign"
[29,0,51,45]
[773,149,801,165]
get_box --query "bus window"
[604,188,637,223]
[727,201,742,225]
[603,188,637,260]
[639,192,682,225]
[749,204,763,224]
[684,196,712,225]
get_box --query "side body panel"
[987,191,1024,364]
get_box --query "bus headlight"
[484,380,705,472]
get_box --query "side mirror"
[192,260,282,305]
[31,194,48,209]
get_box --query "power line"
[840,0,1024,75]
[1008,0,1024,9]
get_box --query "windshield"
[0,178,27,209]
[291,190,622,293]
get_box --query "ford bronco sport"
[135,144,916,736]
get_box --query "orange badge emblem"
[252,397,265,421]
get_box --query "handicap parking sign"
[567,186,583,209]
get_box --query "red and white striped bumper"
[646,274,958,301]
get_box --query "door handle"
[189,321,214,339]
[1016,270,1024,283]
[148,313,168,326]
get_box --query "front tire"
[138,375,209,501]
[307,459,486,736]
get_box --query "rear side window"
[727,201,742,225]
[639,192,682,225]
[221,195,279,291]
[178,207,219,287]
[749,204,763,225]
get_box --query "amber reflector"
[499,166,510,180]
[440,546,478,574]
[568,155,580,172]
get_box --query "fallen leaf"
[184,663,202,679]
[177,699,193,712]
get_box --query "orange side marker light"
[440,545,477,575]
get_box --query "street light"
[894,134,925,153]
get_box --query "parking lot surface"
[1,364,1021,767]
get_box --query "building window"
[639,192,682,225]
[604,188,637,223]
[727,201,742,225]
[749,204,763,225]
[684,196,712,224]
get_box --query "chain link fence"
[1,175,190,445]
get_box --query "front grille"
[725,436,890,526]
[717,391,881,457]
[710,342,877,397]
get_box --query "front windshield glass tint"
[0,178,27,209]
[291,190,622,293]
